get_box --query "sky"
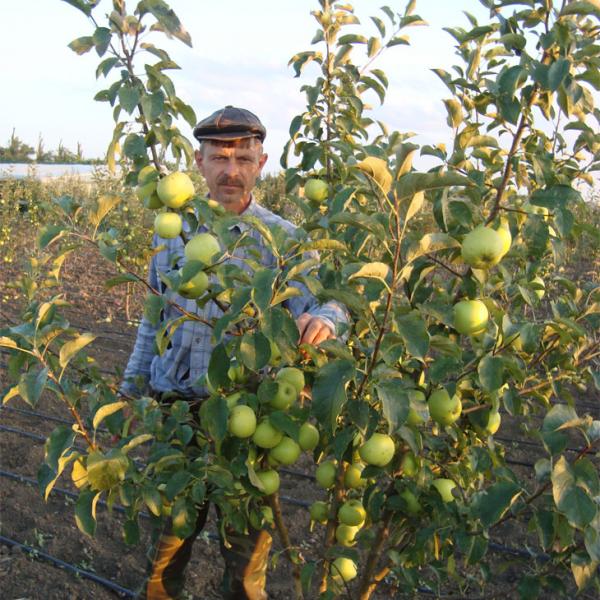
[0,0,492,172]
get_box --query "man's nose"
[223,158,240,176]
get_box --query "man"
[121,106,348,599]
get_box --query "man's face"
[195,139,267,213]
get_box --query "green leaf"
[238,331,271,371]
[395,171,473,200]
[552,457,597,529]
[312,360,355,433]
[59,332,96,368]
[404,232,461,265]
[498,65,525,97]
[477,355,504,392]
[118,85,141,114]
[199,396,228,446]
[144,293,165,327]
[18,367,49,407]
[548,58,571,91]
[124,519,140,545]
[584,515,600,562]
[171,497,197,538]
[396,312,429,359]
[38,224,64,249]
[472,481,521,528]
[252,268,276,313]
[122,133,146,158]
[92,27,111,56]
[68,36,94,55]
[61,0,92,16]
[208,343,230,389]
[143,0,192,47]
[165,470,192,501]
[96,56,119,79]
[376,381,409,432]
[561,1,600,17]
[75,489,100,537]
[140,91,165,121]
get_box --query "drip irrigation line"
[0,534,136,598]
[0,465,554,574]
[0,405,109,434]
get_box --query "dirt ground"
[1,232,599,599]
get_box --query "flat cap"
[193,105,266,143]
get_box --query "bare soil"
[1,227,599,600]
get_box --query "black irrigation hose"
[0,534,136,598]
[0,405,110,435]
[0,466,551,573]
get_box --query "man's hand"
[296,313,335,346]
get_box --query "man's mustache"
[217,175,243,187]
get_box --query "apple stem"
[268,493,304,600]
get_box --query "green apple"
[344,462,366,489]
[227,362,247,384]
[269,437,301,465]
[461,226,506,269]
[432,478,457,503]
[255,469,280,495]
[275,367,305,395]
[304,178,328,202]
[359,433,395,467]
[269,340,282,366]
[298,422,319,451]
[316,460,337,489]
[309,500,329,523]
[400,452,418,477]
[399,489,421,515]
[184,233,221,265]
[228,405,257,438]
[252,420,283,449]
[531,275,545,299]
[472,408,502,436]
[428,388,462,426]
[338,499,366,527]
[154,212,182,239]
[453,299,489,335]
[269,380,297,410]
[496,222,512,257]
[156,171,195,208]
[335,524,360,546]
[138,165,159,185]
[178,269,209,299]
[330,557,357,582]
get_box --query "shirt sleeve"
[119,252,161,396]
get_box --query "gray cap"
[193,105,266,143]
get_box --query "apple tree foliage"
[1,0,600,598]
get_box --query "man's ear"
[258,153,268,171]
[194,149,204,172]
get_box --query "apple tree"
[1,1,599,599]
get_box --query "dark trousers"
[141,502,272,600]
[140,390,273,599]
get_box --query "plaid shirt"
[120,197,348,397]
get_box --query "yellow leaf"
[92,400,128,430]
[59,333,96,368]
